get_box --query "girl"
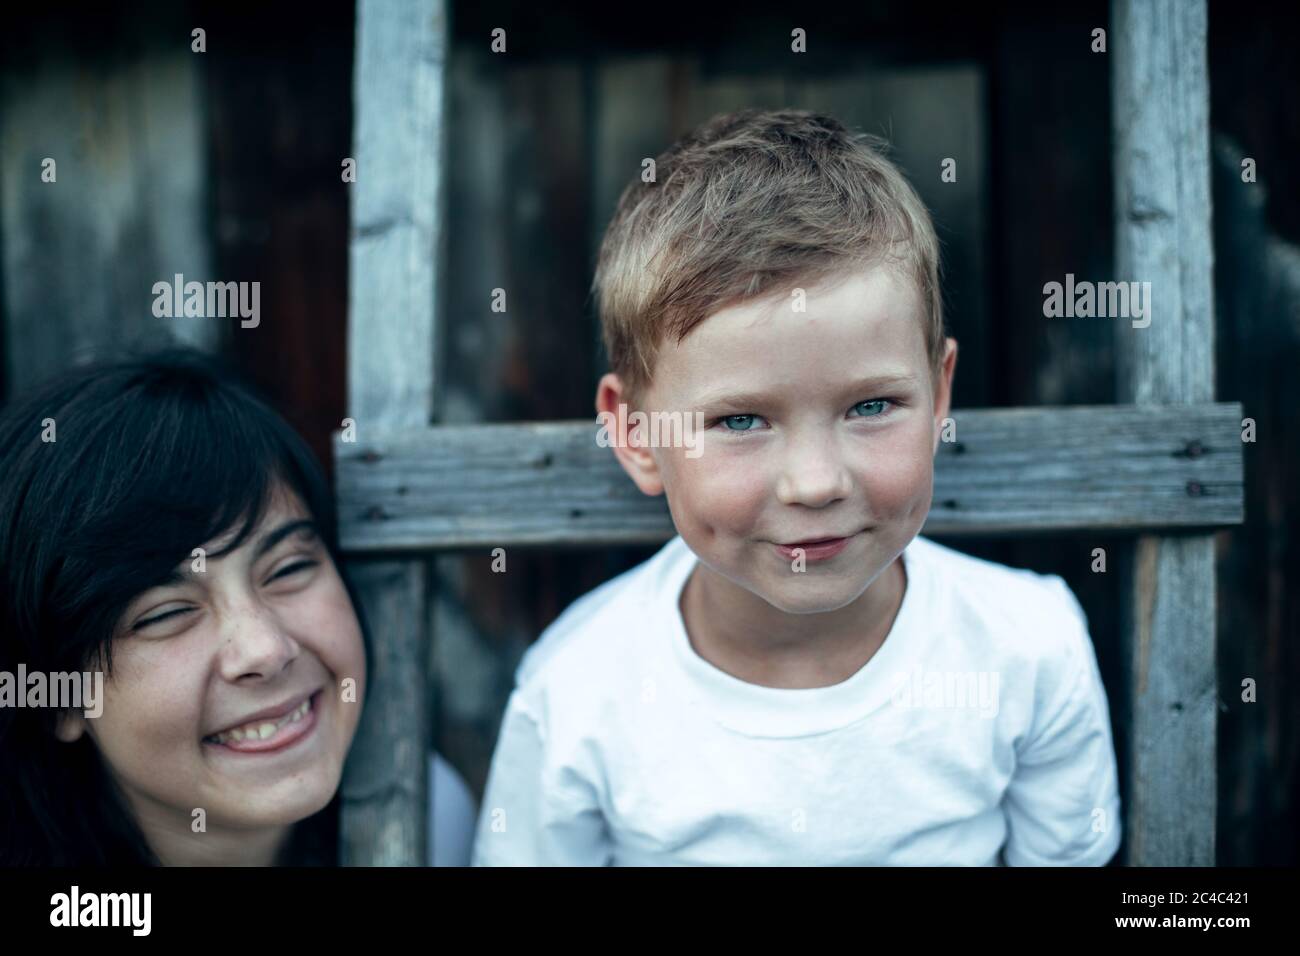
[0,348,473,865]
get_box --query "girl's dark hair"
[0,348,370,866]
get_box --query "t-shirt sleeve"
[471,690,613,866]
[1000,578,1122,866]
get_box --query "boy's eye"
[719,414,764,432]
[850,399,892,418]
[712,401,895,431]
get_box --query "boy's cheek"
[666,453,769,527]
[848,444,934,528]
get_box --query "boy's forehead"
[651,263,927,399]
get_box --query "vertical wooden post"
[1112,0,1217,865]
[340,0,449,865]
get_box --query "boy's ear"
[596,373,665,497]
[932,337,958,452]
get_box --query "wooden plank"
[0,10,219,396]
[334,402,1243,552]
[431,54,596,796]
[348,4,445,429]
[203,4,353,474]
[339,0,448,868]
[1113,0,1217,866]
[590,57,678,385]
[1212,135,1300,864]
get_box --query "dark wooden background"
[1,0,1295,864]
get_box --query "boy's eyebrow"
[689,372,919,408]
[158,518,318,586]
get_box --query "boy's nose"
[774,436,853,508]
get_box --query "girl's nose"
[218,605,300,681]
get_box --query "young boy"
[472,108,1122,866]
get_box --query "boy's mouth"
[773,531,860,562]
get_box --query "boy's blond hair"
[593,108,945,405]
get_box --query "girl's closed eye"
[266,557,319,586]
[133,605,195,631]
[131,556,320,632]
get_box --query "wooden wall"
[0,3,220,395]
[1,0,1294,864]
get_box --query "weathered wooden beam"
[339,0,448,867]
[334,402,1244,552]
[1113,0,1218,866]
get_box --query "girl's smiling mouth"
[202,689,322,754]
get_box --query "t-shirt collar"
[655,535,938,738]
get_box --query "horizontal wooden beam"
[335,402,1245,552]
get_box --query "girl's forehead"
[200,483,310,557]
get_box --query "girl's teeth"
[209,697,312,745]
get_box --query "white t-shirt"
[472,534,1122,866]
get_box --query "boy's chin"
[754,576,871,616]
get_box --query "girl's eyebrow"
[252,518,318,560]
[155,519,319,586]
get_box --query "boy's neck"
[678,553,907,690]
